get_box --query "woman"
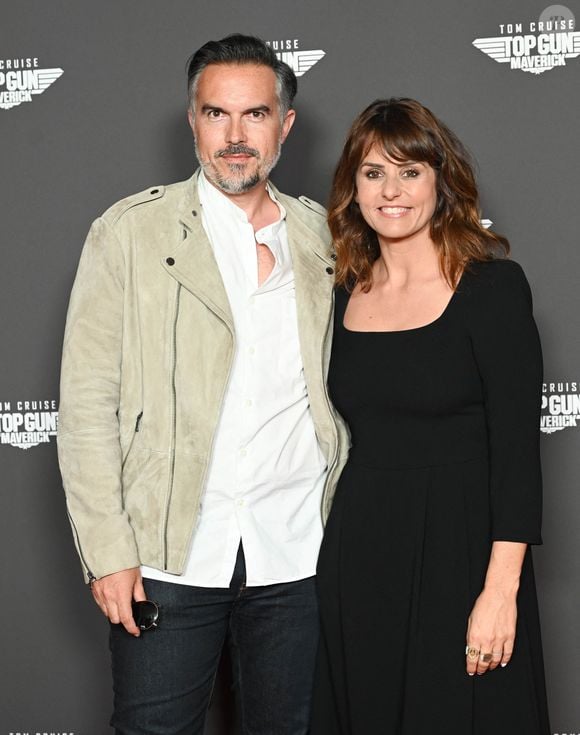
[311,99,550,734]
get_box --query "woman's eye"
[365,169,382,179]
[402,168,419,178]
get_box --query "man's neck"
[206,176,281,232]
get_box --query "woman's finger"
[488,648,503,671]
[465,644,480,675]
[501,642,514,668]
[476,649,493,675]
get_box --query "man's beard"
[195,141,282,194]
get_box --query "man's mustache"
[215,145,260,159]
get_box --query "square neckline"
[340,271,465,335]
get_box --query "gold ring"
[479,652,493,663]
[465,646,480,661]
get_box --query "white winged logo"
[0,67,63,110]
[473,37,512,65]
[275,49,326,77]
[473,32,580,74]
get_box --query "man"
[57,34,349,734]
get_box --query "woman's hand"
[465,540,526,675]
[465,586,517,674]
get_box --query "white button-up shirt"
[142,172,327,587]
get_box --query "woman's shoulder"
[457,258,534,319]
[462,257,527,282]
[459,258,531,298]
[333,283,352,320]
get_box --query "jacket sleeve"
[468,260,543,544]
[57,216,140,582]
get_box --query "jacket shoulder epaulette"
[103,186,166,224]
[298,195,327,217]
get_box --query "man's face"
[189,63,295,195]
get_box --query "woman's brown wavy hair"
[329,98,509,291]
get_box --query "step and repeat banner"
[1,1,579,733]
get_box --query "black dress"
[311,260,550,735]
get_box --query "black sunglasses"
[131,600,160,631]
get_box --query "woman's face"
[355,143,438,248]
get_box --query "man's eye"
[208,110,222,119]
[249,111,265,119]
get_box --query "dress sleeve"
[468,260,543,544]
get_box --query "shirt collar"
[197,169,286,228]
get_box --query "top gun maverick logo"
[541,382,580,434]
[266,39,325,77]
[0,57,63,110]
[473,4,579,74]
[0,399,58,449]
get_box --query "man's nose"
[226,116,246,144]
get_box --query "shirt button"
[240,448,247,457]
[249,347,255,355]
[325,266,334,275]
[237,499,245,506]
[245,399,253,407]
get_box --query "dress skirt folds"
[311,260,550,735]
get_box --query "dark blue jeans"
[109,545,319,734]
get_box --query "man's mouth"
[217,145,259,160]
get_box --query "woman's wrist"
[482,540,527,597]
[481,577,520,598]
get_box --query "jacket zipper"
[163,283,181,569]
[185,334,235,558]
[67,507,96,583]
[161,287,236,573]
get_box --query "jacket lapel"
[283,195,335,330]
[161,175,234,330]
[282,196,335,389]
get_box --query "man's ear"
[280,108,296,144]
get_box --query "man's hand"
[90,567,146,637]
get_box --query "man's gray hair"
[186,33,297,120]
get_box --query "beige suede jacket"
[57,174,350,583]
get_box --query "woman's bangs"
[372,121,439,167]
